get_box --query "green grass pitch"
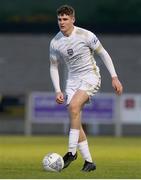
[0,136,141,179]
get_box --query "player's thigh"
[69,89,89,110]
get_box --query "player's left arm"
[95,44,123,95]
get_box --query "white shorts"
[65,73,101,105]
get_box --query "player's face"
[57,14,75,36]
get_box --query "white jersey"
[50,26,101,79]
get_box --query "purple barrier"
[31,92,115,123]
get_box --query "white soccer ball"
[42,153,64,172]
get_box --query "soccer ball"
[42,153,64,172]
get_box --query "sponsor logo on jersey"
[67,49,74,56]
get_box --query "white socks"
[78,140,93,162]
[68,129,93,162]
[68,128,80,155]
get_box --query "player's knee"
[68,102,80,115]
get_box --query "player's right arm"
[50,41,64,104]
[50,61,64,104]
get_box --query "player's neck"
[62,26,74,37]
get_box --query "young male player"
[50,5,123,172]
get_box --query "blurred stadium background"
[0,0,141,136]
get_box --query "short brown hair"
[57,5,75,17]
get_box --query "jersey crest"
[67,49,74,56]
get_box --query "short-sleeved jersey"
[50,26,101,78]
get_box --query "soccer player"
[50,5,123,172]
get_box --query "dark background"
[0,0,141,34]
